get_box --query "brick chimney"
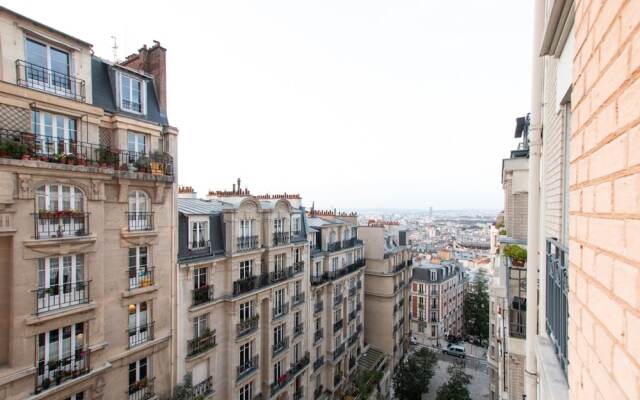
[121,41,167,114]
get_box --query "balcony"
[126,212,154,231]
[327,241,342,252]
[272,303,290,320]
[127,377,155,400]
[237,315,259,337]
[333,343,345,360]
[187,329,217,358]
[356,280,362,290]
[16,59,86,101]
[314,328,324,343]
[348,286,357,297]
[270,267,293,284]
[185,239,212,258]
[0,129,174,177]
[546,238,568,374]
[293,386,304,400]
[33,211,89,239]
[294,324,304,338]
[348,310,356,322]
[333,294,343,307]
[128,322,154,348]
[293,261,305,275]
[314,356,325,370]
[237,235,259,252]
[35,350,90,394]
[273,231,290,246]
[356,302,362,312]
[314,300,324,314]
[292,292,305,307]
[394,261,407,273]
[34,281,90,314]
[237,355,259,381]
[398,298,405,308]
[192,285,214,306]
[341,237,363,250]
[234,275,261,296]
[193,376,214,397]
[270,353,309,397]
[333,319,343,333]
[290,352,310,375]
[128,267,154,290]
[348,333,358,347]
[272,337,290,357]
[311,274,325,286]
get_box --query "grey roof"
[91,56,169,125]
[177,198,223,215]
[307,216,349,228]
[412,261,460,282]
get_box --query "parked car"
[443,344,466,358]
[410,336,418,345]
[466,335,482,345]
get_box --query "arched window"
[128,190,151,230]
[35,184,86,238]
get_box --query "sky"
[5,0,533,210]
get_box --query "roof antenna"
[110,35,118,62]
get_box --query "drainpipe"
[525,0,545,399]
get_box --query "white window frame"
[119,72,146,114]
[24,37,73,94]
[37,254,85,312]
[189,216,209,249]
[31,110,78,154]
[128,302,150,346]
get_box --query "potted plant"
[135,155,150,173]
[503,244,527,266]
[65,154,77,165]
[150,150,164,175]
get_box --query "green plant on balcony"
[97,147,119,167]
[503,244,527,266]
[135,155,151,172]
[0,139,28,159]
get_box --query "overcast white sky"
[6,0,533,210]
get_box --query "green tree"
[392,347,438,400]
[463,274,489,343]
[436,363,472,400]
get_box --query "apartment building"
[410,260,464,347]
[0,6,177,400]
[175,183,310,400]
[307,209,366,399]
[357,220,411,377]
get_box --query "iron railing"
[187,330,217,357]
[294,324,304,337]
[314,328,323,343]
[237,315,259,337]
[272,337,290,356]
[35,350,90,393]
[126,212,154,231]
[33,211,89,239]
[192,285,214,306]
[34,281,90,314]
[334,294,343,306]
[292,292,305,307]
[128,321,154,348]
[546,238,569,375]
[273,231,290,246]
[293,261,305,274]
[333,319,343,333]
[314,356,325,370]
[237,235,259,252]
[16,59,86,101]
[187,239,211,256]
[272,303,289,320]
[236,355,259,380]
[348,286,357,297]
[193,376,214,397]
[127,377,155,400]
[128,267,154,290]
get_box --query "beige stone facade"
[0,6,177,400]
[357,221,410,380]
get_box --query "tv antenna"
[110,36,118,62]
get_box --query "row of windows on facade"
[189,217,304,249]
[25,37,147,113]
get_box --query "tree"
[463,274,489,344]
[436,362,472,400]
[392,347,438,400]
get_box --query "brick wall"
[569,1,640,399]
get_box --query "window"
[273,218,284,233]
[273,360,283,382]
[25,38,71,92]
[128,247,149,289]
[274,289,285,315]
[292,217,300,233]
[64,393,84,400]
[294,342,301,362]
[36,254,85,312]
[294,280,302,296]
[239,382,253,400]
[431,325,436,337]
[120,74,144,113]
[35,184,85,238]
[31,111,77,154]
[294,311,302,328]
[189,219,209,249]
[418,323,424,333]
[334,334,341,350]
[194,267,208,291]
[274,254,285,272]
[331,257,338,272]
[314,261,322,277]
[273,324,284,345]
[128,302,149,347]
[37,323,86,386]
[239,301,254,322]
[128,357,149,397]
[239,220,253,238]
[334,308,341,323]
[430,271,437,281]
[239,260,253,279]
[128,190,150,230]
[127,131,147,166]
[194,314,209,338]
[315,317,321,331]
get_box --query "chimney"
[237,178,241,193]
[120,41,168,115]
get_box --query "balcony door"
[128,191,150,230]
[35,184,85,238]
[32,111,77,155]
[128,247,149,289]
[127,131,146,161]
[274,289,285,314]
[128,302,149,347]
[37,254,85,312]
[37,323,85,385]
[25,38,71,93]
[128,357,149,399]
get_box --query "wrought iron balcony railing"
[237,355,259,380]
[314,300,324,314]
[187,239,212,257]
[272,337,290,356]
[192,285,214,306]
[546,238,568,375]
[292,292,305,307]
[327,241,342,252]
[348,286,357,297]
[273,231,290,246]
[128,267,154,290]
[35,350,90,393]
[272,303,290,320]
[193,376,214,397]
[314,355,325,371]
[34,281,90,314]
[333,319,343,333]
[333,294,343,307]
[294,324,304,338]
[314,328,323,343]
[33,211,89,239]
[237,235,259,252]
[128,321,154,348]
[348,310,356,321]
[187,330,217,357]
[127,377,155,400]
[237,315,259,337]
[16,59,86,101]
[126,212,154,231]
[271,267,293,284]
[293,261,305,275]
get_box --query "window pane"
[26,39,47,67]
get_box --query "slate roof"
[177,198,223,215]
[91,56,168,125]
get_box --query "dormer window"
[120,73,145,114]
[25,38,71,93]
[189,217,209,249]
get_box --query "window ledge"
[536,335,569,400]
[122,284,159,299]
[26,302,97,326]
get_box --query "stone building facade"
[0,6,177,400]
